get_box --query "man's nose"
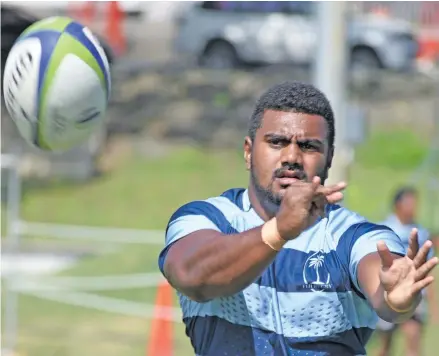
[280,143,303,166]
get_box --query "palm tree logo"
[302,250,331,291]
[309,255,325,284]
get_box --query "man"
[158,82,438,355]
[376,187,438,356]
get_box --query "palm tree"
[309,255,325,284]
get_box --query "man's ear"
[327,145,334,169]
[244,136,252,171]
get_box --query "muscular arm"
[160,180,343,303]
[358,252,419,323]
[164,227,278,302]
[347,225,419,323]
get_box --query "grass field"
[2,129,439,356]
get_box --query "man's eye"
[269,139,284,147]
[301,143,318,151]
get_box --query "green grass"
[2,130,439,356]
[4,147,248,356]
[20,147,246,229]
[355,129,429,171]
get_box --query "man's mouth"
[275,170,306,188]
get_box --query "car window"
[199,1,314,15]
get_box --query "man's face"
[244,110,332,208]
[396,194,418,222]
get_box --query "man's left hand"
[377,228,438,311]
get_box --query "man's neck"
[247,184,278,222]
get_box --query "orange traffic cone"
[146,281,174,356]
[416,34,439,72]
[105,1,126,56]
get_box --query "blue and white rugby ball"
[3,16,111,151]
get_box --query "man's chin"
[270,190,285,205]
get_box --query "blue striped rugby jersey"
[158,188,406,356]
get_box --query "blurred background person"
[376,187,439,356]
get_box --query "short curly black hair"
[248,81,335,149]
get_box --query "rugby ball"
[2,16,111,152]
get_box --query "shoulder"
[327,206,405,284]
[167,188,247,233]
[326,205,394,244]
[326,205,401,260]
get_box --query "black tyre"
[200,40,238,69]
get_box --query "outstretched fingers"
[377,241,394,269]
[415,256,439,281]
[411,275,435,295]
[315,180,347,204]
[406,228,419,260]
[317,181,347,196]
[413,240,434,268]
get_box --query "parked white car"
[174,1,418,72]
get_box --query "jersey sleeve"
[337,222,406,296]
[158,201,226,275]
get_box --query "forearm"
[164,225,280,301]
[371,283,421,323]
[358,252,422,323]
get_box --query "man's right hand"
[275,176,347,240]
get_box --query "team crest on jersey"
[301,250,333,291]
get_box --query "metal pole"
[313,1,352,185]
[3,156,22,355]
[427,78,439,231]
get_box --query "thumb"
[311,176,321,192]
[377,241,394,269]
